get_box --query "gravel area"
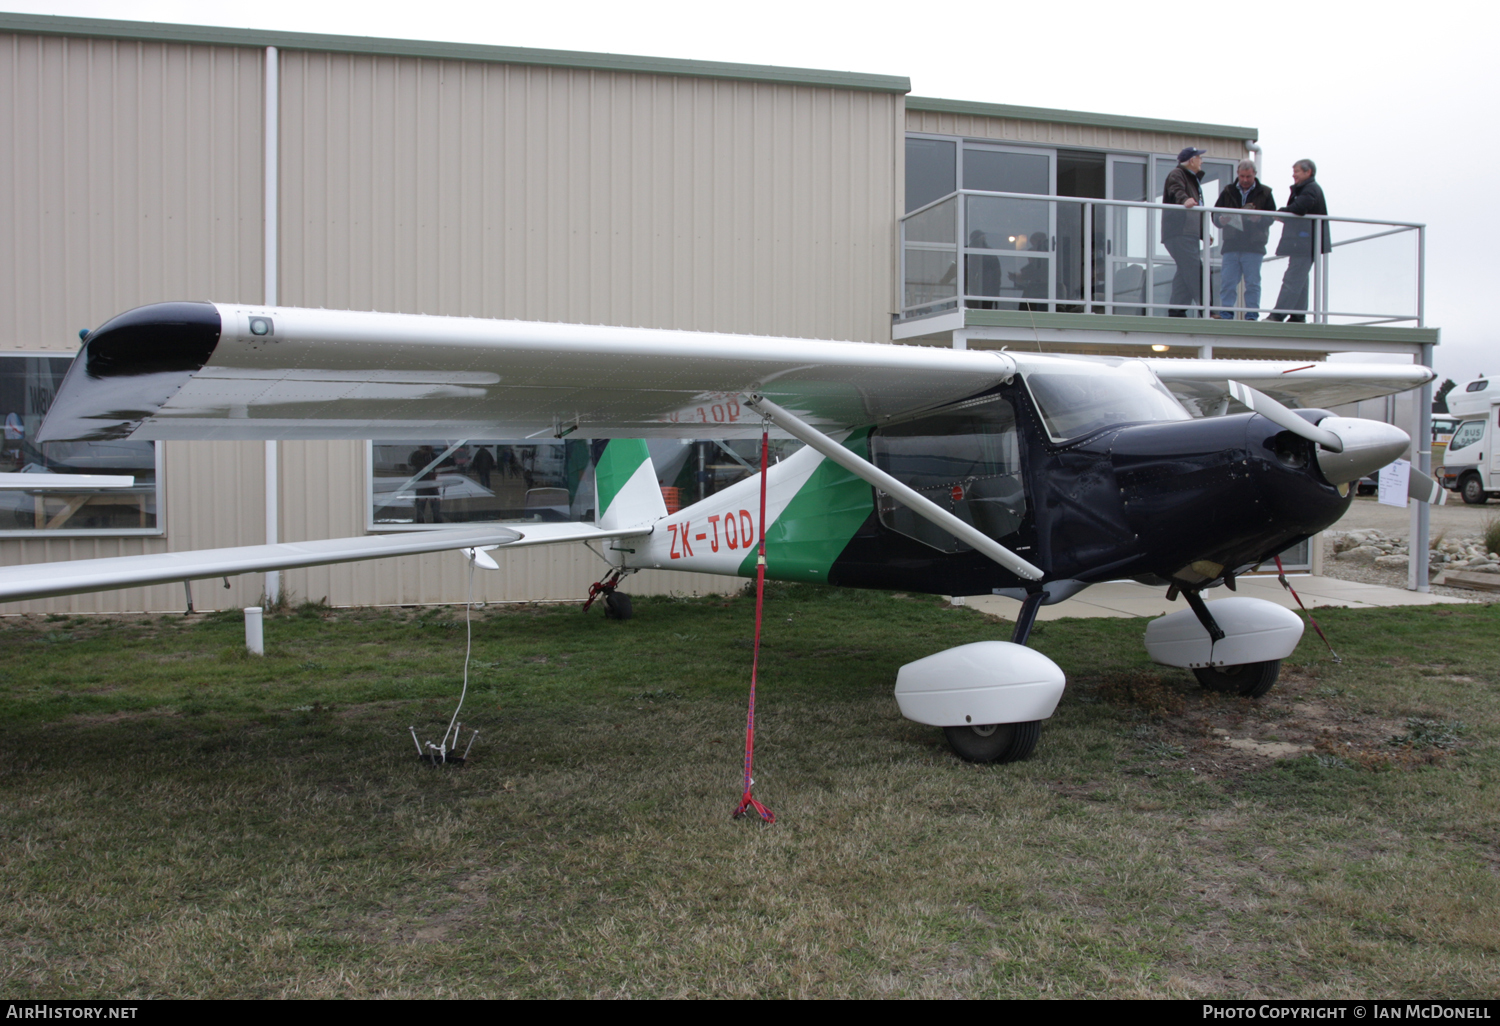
[1319,495,1500,602]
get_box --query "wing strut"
[743,395,1043,581]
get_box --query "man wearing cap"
[1212,159,1276,319]
[1161,147,1208,316]
[1267,159,1329,322]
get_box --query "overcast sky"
[10,0,1497,388]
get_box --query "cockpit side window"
[870,396,1025,553]
[1466,380,1489,393]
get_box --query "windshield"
[1449,420,1484,454]
[1021,360,1190,442]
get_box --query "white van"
[1438,404,1500,504]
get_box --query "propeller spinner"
[1227,380,1440,503]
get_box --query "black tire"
[603,591,633,621]
[1192,659,1279,698]
[942,721,1041,764]
[1461,474,1488,505]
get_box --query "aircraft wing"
[1143,359,1435,416]
[0,523,649,604]
[39,302,1020,443]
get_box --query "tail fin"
[596,439,668,530]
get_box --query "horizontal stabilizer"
[0,522,651,604]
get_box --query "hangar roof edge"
[0,12,912,93]
[906,95,1258,141]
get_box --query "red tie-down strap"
[733,426,775,824]
[1274,555,1341,664]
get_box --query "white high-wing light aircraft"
[6,301,1436,763]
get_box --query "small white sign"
[1378,459,1410,508]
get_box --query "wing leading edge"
[40,303,1434,444]
[41,303,1019,444]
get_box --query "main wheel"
[603,591,633,620]
[1461,474,1488,505]
[943,721,1041,764]
[1192,659,1279,698]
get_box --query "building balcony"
[896,191,1432,360]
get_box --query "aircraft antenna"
[733,419,776,824]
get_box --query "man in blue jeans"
[1212,159,1275,319]
[1267,159,1330,322]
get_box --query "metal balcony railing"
[899,190,1425,327]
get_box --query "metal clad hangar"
[0,14,1288,613]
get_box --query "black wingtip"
[39,302,222,442]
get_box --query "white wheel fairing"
[894,641,1065,727]
[1143,596,1304,669]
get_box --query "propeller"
[1406,470,1448,506]
[1227,380,1343,451]
[1227,380,1440,503]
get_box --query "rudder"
[596,439,668,530]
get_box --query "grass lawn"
[1,586,1496,998]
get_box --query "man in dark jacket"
[1267,159,1330,322]
[1212,159,1276,319]
[1161,147,1207,316]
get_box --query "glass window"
[906,137,957,213]
[0,355,159,535]
[367,438,804,528]
[1022,359,1189,442]
[1112,160,1147,203]
[1448,420,1484,454]
[1466,380,1488,393]
[964,148,1049,195]
[371,439,596,526]
[871,397,1026,552]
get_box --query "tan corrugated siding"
[272,53,898,606]
[280,54,900,340]
[0,38,902,610]
[904,109,1248,161]
[0,33,265,613]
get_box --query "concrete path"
[953,573,1473,622]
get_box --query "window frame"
[0,351,166,539]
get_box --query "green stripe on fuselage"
[738,429,874,581]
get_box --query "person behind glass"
[1212,159,1276,319]
[1161,147,1208,316]
[1267,159,1329,322]
[1009,231,1050,311]
[408,444,447,524]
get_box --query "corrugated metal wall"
[271,52,903,608]
[0,34,905,611]
[905,109,1247,161]
[279,53,900,339]
[0,32,268,613]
